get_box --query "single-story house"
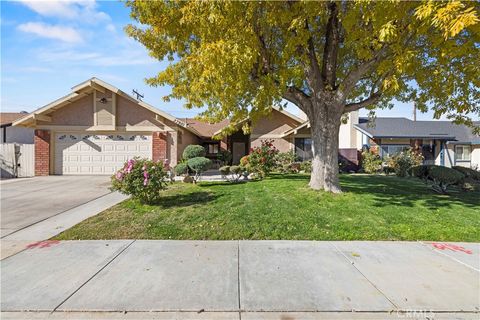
[12,78,308,175]
[354,117,480,169]
[285,116,480,169]
[0,112,34,144]
[13,77,479,176]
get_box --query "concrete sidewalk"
[1,241,479,319]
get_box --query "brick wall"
[34,129,50,176]
[152,132,168,162]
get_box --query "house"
[286,116,480,169]
[354,117,480,169]
[0,112,34,144]
[13,77,479,176]
[12,78,306,176]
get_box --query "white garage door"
[55,133,152,175]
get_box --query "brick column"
[152,132,168,162]
[34,129,50,176]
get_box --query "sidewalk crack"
[331,242,399,310]
[237,240,242,319]
[51,239,136,313]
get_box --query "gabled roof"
[12,77,201,135]
[208,106,303,137]
[281,121,310,137]
[0,112,29,127]
[354,117,480,144]
[183,118,230,138]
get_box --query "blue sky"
[2,0,437,120]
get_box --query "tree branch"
[341,45,390,96]
[344,91,382,112]
[282,86,312,113]
[303,21,324,93]
[321,2,340,89]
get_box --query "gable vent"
[94,90,116,129]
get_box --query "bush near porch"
[55,174,479,242]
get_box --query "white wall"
[1,126,34,144]
[339,111,360,149]
[0,143,34,178]
[470,145,479,170]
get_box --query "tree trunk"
[308,103,342,193]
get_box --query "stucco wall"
[176,129,200,161]
[251,137,293,153]
[339,111,360,149]
[117,96,161,128]
[39,94,94,126]
[251,111,300,136]
[471,145,480,169]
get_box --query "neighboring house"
[0,112,34,144]
[286,116,480,169]
[354,118,480,169]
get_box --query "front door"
[232,142,247,164]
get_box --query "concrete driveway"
[0,176,111,238]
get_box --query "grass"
[54,174,480,242]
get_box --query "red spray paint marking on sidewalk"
[26,240,60,249]
[430,242,473,255]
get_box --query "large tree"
[126,1,479,192]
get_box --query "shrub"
[219,165,230,177]
[409,165,432,181]
[217,149,232,165]
[386,149,423,177]
[428,166,465,194]
[220,165,242,182]
[111,158,168,204]
[300,160,312,173]
[452,166,480,181]
[275,151,297,172]
[183,145,206,159]
[174,162,188,176]
[245,139,279,178]
[361,151,382,174]
[187,157,211,182]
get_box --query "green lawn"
[54,174,480,241]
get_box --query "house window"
[380,145,409,159]
[206,143,219,154]
[294,138,313,161]
[455,145,471,162]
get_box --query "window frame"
[455,145,471,162]
[294,137,313,161]
[379,144,410,159]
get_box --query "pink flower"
[115,171,124,181]
[143,171,149,186]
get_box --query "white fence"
[0,143,35,178]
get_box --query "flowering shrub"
[386,148,423,177]
[361,150,382,174]
[242,139,279,179]
[111,158,168,204]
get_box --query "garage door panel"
[55,132,152,175]
[103,145,115,152]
